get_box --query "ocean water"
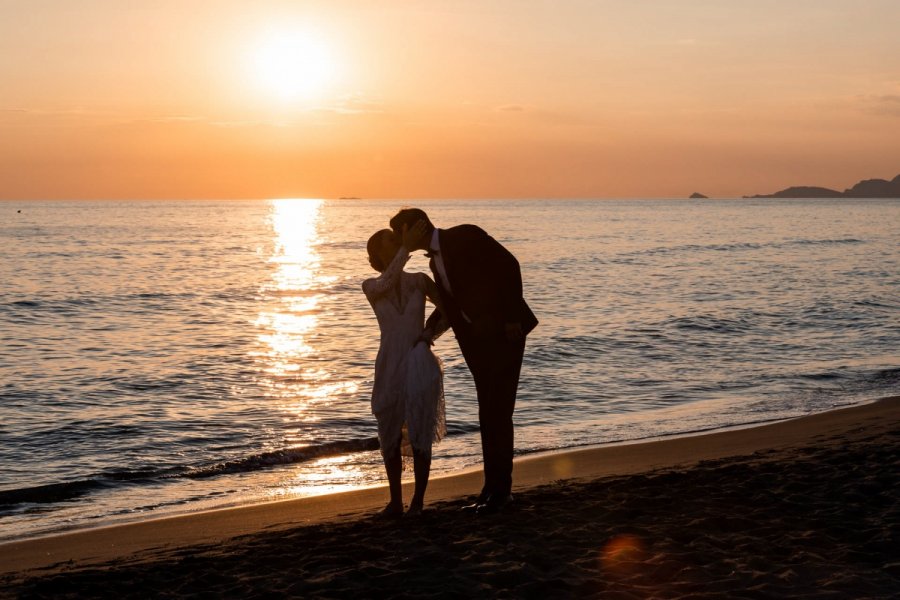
[1,198,898,541]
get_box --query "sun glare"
[251,29,336,103]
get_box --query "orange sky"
[1,0,899,199]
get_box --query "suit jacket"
[425,225,538,338]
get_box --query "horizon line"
[3,195,873,202]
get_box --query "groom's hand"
[402,220,428,251]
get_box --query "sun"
[251,29,336,103]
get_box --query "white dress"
[363,248,447,460]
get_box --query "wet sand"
[2,396,898,598]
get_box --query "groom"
[390,208,537,515]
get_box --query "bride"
[363,220,447,517]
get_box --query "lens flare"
[600,534,646,569]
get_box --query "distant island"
[746,174,900,198]
[689,192,708,199]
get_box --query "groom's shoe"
[475,493,514,516]
[460,491,491,513]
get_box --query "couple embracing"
[363,208,537,517]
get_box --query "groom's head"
[390,208,434,243]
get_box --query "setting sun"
[250,29,337,103]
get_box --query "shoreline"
[2,395,897,579]
[0,400,864,545]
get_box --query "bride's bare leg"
[409,448,431,513]
[381,442,403,516]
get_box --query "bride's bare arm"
[362,247,409,299]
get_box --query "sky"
[1,0,899,199]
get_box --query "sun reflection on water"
[266,454,380,500]
[253,199,358,421]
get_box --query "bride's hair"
[367,229,395,272]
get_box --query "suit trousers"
[456,327,525,498]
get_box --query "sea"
[1,198,898,541]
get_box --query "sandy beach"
[2,396,898,598]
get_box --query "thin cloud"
[207,120,271,128]
[495,104,527,113]
[149,115,205,123]
[313,93,384,115]
[858,94,900,117]
[0,107,100,117]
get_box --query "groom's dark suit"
[425,225,537,499]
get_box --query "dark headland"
[746,173,900,198]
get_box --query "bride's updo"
[367,229,398,272]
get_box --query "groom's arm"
[423,308,449,342]
[467,229,525,319]
[422,275,450,342]
[483,239,530,341]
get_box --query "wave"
[0,480,106,506]
[527,335,611,363]
[872,367,900,380]
[854,298,900,310]
[0,422,492,508]
[0,437,381,508]
[320,241,365,251]
[2,292,200,314]
[770,365,900,393]
[665,315,753,334]
[181,437,380,479]
[788,238,863,246]
[9,300,42,308]
[623,237,864,258]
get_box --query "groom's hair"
[390,208,434,236]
